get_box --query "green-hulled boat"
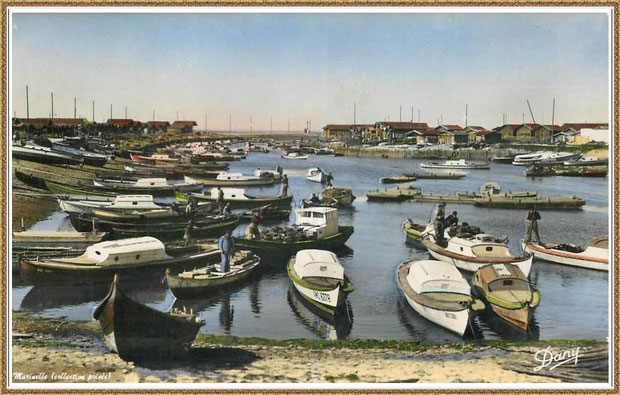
[110,216,240,241]
[45,179,117,197]
[175,189,293,209]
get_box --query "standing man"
[216,186,225,213]
[217,230,235,272]
[433,203,446,243]
[525,208,541,243]
[245,215,261,240]
[183,219,194,246]
[279,174,289,197]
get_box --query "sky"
[11,11,610,131]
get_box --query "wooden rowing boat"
[176,189,293,209]
[166,252,261,298]
[93,275,204,362]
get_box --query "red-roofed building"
[171,120,197,133]
[515,123,542,142]
[410,129,442,144]
[475,130,501,144]
[434,124,464,133]
[147,121,171,133]
[107,119,142,128]
[494,124,521,141]
[322,124,375,140]
[561,123,608,131]
[376,121,429,141]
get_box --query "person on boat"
[279,175,289,197]
[445,211,458,227]
[218,231,236,272]
[276,166,283,176]
[184,219,194,246]
[222,203,232,215]
[245,216,261,240]
[525,209,542,243]
[216,186,225,212]
[325,173,334,187]
[309,193,320,204]
[432,203,446,243]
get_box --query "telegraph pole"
[74,97,77,119]
[92,101,95,123]
[229,114,232,133]
[353,103,356,125]
[25,85,29,119]
[399,105,402,122]
[465,104,468,127]
[110,104,112,120]
[51,92,54,121]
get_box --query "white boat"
[422,229,533,276]
[316,148,335,155]
[420,159,490,170]
[306,167,331,183]
[396,259,484,335]
[12,143,83,165]
[511,151,546,166]
[287,249,354,315]
[281,152,308,160]
[521,236,608,271]
[58,195,163,215]
[563,156,609,166]
[512,151,581,166]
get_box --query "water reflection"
[476,309,540,341]
[395,298,467,343]
[286,287,353,340]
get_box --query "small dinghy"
[93,275,204,361]
[166,251,261,298]
[401,218,426,243]
[396,260,485,335]
[321,187,355,206]
[287,249,354,315]
[522,236,608,271]
[472,264,540,330]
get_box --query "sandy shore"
[11,311,607,385]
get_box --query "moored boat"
[166,251,261,298]
[396,259,485,335]
[234,207,354,258]
[321,187,356,206]
[380,175,416,184]
[88,177,203,196]
[176,188,293,208]
[287,249,354,315]
[472,264,540,330]
[12,143,83,166]
[281,152,308,160]
[108,215,240,241]
[401,218,426,243]
[422,228,533,276]
[522,236,608,271]
[420,159,490,170]
[306,168,332,183]
[185,173,279,187]
[564,156,608,166]
[20,236,221,285]
[92,275,204,362]
[58,194,165,215]
[46,179,117,197]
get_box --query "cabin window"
[132,202,138,205]
[486,247,493,251]
[232,195,237,198]
[150,183,155,185]
[460,247,463,251]
[320,266,327,271]
[503,280,513,286]
[95,251,101,255]
[136,254,140,260]
[114,256,119,262]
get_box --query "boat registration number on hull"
[313,290,332,304]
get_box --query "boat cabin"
[215,172,254,181]
[109,195,159,209]
[476,264,529,291]
[63,236,169,266]
[206,187,249,199]
[447,234,511,258]
[407,260,470,296]
[293,249,344,281]
[133,178,169,187]
[295,207,339,238]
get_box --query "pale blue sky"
[11,12,609,131]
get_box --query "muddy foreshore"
[11,311,606,384]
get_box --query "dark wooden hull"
[93,276,204,362]
[20,248,220,286]
[14,168,49,189]
[234,226,354,260]
[110,217,240,241]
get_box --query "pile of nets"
[261,226,310,242]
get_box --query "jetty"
[402,172,466,180]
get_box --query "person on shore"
[216,186,225,212]
[217,231,235,272]
[525,209,541,243]
[245,215,261,240]
[445,211,458,227]
[279,175,289,197]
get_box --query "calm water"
[12,150,610,342]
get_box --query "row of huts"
[321,121,609,145]
[12,118,198,134]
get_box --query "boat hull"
[93,277,203,361]
[166,258,260,298]
[521,241,608,271]
[423,239,533,276]
[20,248,220,286]
[110,217,240,241]
[12,146,83,166]
[176,191,293,209]
[403,293,471,336]
[234,226,354,259]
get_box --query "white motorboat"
[253,168,282,180]
[287,249,354,315]
[316,148,335,155]
[306,167,332,183]
[396,259,484,335]
[420,159,490,170]
[512,151,546,166]
[512,151,581,166]
[281,152,308,160]
[521,236,608,271]
[422,228,533,276]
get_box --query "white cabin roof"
[134,178,168,186]
[113,195,155,202]
[293,249,344,280]
[296,207,337,215]
[82,236,168,265]
[407,260,470,295]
